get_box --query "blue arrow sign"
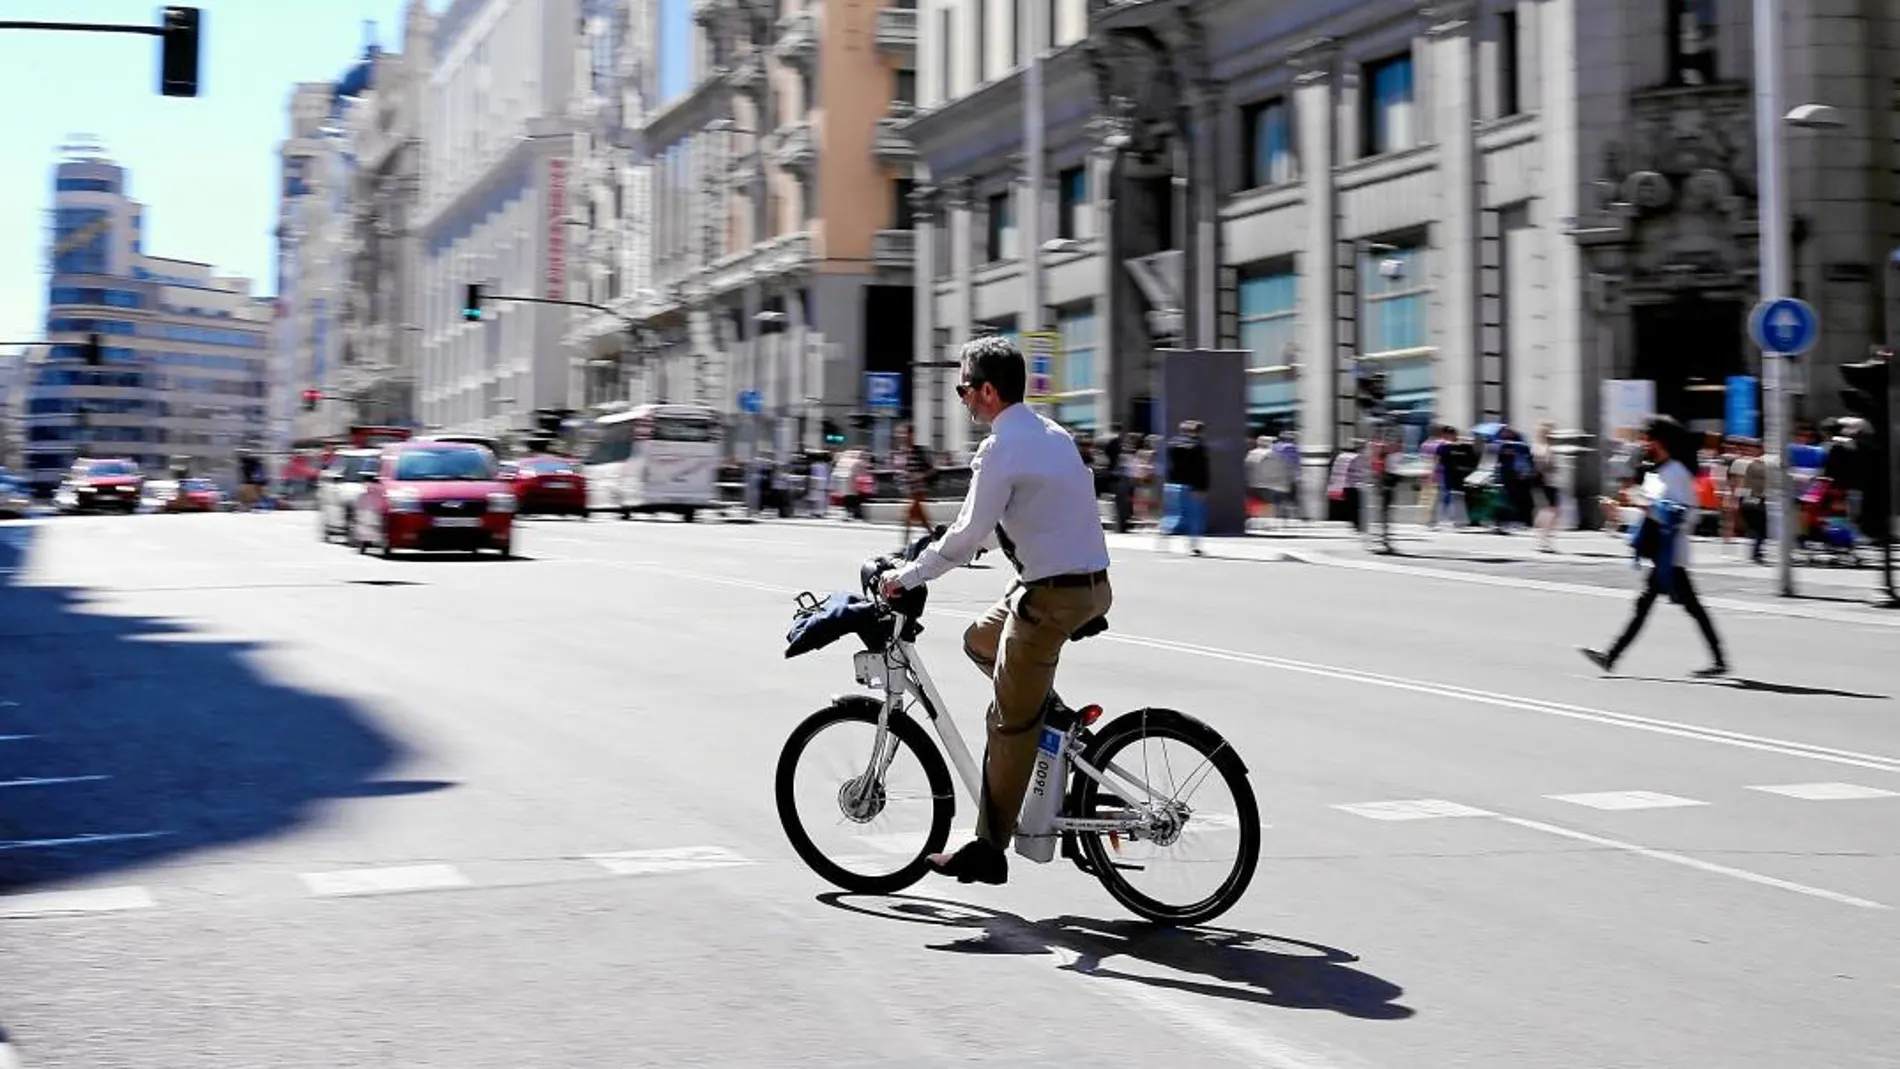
[738,389,763,414]
[1748,298,1818,356]
[865,371,903,412]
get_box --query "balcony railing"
[874,8,916,55]
[774,121,816,171]
[873,118,918,164]
[872,229,916,267]
[774,9,817,65]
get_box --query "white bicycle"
[776,532,1261,926]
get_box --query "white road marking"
[301,863,471,898]
[0,831,169,852]
[1288,549,1900,628]
[0,1036,20,1069]
[1748,782,1900,801]
[1332,799,1495,821]
[0,735,33,742]
[1496,815,1889,911]
[0,885,156,919]
[1546,791,1708,811]
[0,775,110,790]
[587,845,756,876]
[1045,942,1371,1069]
[589,559,1900,775]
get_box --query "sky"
[0,0,693,350]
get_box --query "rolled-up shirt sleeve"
[894,439,1010,588]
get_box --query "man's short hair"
[959,334,1027,404]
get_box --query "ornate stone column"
[1290,35,1340,520]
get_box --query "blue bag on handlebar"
[784,591,884,659]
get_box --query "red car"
[61,457,143,514]
[351,441,516,557]
[165,478,223,513]
[504,454,588,518]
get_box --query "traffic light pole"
[1,8,201,97]
[465,289,663,401]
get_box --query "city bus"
[582,403,723,522]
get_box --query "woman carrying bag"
[1581,415,1729,677]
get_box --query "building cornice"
[901,42,1096,180]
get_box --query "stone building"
[904,0,1899,501]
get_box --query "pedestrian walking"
[1581,415,1729,677]
[1158,420,1209,555]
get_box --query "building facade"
[629,0,921,455]
[23,149,271,492]
[338,2,436,429]
[276,81,357,448]
[906,0,1900,502]
[416,0,584,438]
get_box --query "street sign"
[738,389,763,414]
[1748,297,1819,356]
[1725,375,1760,439]
[864,371,903,413]
[1023,330,1061,403]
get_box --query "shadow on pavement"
[818,892,1413,1020]
[0,523,441,892]
[1619,675,1890,701]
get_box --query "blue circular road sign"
[1748,298,1819,356]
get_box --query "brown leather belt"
[1023,569,1109,589]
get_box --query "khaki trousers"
[962,575,1113,847]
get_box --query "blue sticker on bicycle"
[1038,728,1062,755]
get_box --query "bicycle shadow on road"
[817,892,1413,1020]
[0,523,443,893]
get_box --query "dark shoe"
[927,839,1008,885]
[1580,647,1614,673]
[1692,662,1730,678]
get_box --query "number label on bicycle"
[851,650,886,689]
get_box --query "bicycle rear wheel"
[775,697,955,894]
[1068,708,1259,926]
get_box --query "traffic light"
[462,283,485,321]
[82,333,103,366]
[160,7,202,98]
[1841,354,1891,542]
[822,419,844,446]
[301,388,321,412]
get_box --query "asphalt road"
[1,510,1896,1068]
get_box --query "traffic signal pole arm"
[0,8,200,97]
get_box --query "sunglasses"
[955,379,986,399]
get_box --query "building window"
[53,208,111,276]
[1009,0,1021,67]
[1363,54,1416,158]
[1667,0,1717,86]
[1497,10,1521,118]
[985,192,1016,262]
[1057,167,1087,240]
[939,8,954,100]
[1242,98,1296,188]
[976,0,988,82]
[1238,266,1299,421]
[56,177,117,194]
[801,67,818,110]
[894,178,917,229]
[895,68,917,107]
[1361,242,1434,412]
[1055,303,1098,429]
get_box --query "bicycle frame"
[855,614,1184,840]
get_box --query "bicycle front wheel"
[1069,708,1260,926]
[775,698,956,895]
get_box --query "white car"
[316,449,383,543]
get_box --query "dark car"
[351,442,516,557]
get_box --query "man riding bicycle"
[879,335,1112,885]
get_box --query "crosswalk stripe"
[1546,791,1707,811]
[0,885,156,918]
[301,864,470,898]
[1748,782,1900,801]
[587,845,755,876]
[1331,799,1495,821]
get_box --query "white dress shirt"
[1639,458,1699,566]
[896,404,1111,588]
